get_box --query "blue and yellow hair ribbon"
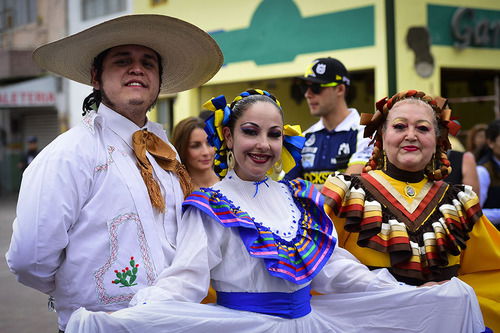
[203,95,231,177]
[203,89,304,179]
[282,124,305,174]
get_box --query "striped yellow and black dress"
[322,169,500,331]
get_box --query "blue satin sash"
[216,285,312,319]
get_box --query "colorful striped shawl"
[322,171,483,282]
[183,178,336,285]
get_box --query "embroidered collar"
[362,171,443,230]
[98,104,154,149]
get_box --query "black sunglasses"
[299,81,339,95]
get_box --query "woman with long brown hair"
[172,116,219,188]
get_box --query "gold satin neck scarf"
[132,129,193,212]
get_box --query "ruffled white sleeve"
[130,207,223,306]
[311,246,415,294]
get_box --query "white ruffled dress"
[66,170,486,333]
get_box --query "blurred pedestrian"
[18,135,39,172]
[286,57,372,187]
[5,14,222,332]
[446,126,480,195]
[467,123,488,161]
[446,149,480,195]
[172,116,219,188]
[477,119,500,227]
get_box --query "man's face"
[303,83,340,118]
[28,142,38,151]
[488,135,500,160]
[92,44,161,124]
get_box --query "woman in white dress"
[66,89,487,333]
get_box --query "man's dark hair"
[486,119,500,142]
[81,47,164,116]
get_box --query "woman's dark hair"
[466,123,488,161]
[171,117,205,166]
[81,47,164,116]
[226,91,283,134]
[466,123,487,152]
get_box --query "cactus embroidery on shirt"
[112,256,139,287]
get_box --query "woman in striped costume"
[66,89,487,332]
[321,90,500,331]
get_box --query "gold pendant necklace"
[404,184,416,198]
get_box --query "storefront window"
[0,0,37,32]
[81,0,126,21]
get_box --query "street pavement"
[0,194,58,333]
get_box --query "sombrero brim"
[33,14,223,94]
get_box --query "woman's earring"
[428,153,436,171]
[383,151,387,171]
[272,159,283,177]
[227,150,235,171]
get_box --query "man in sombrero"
[6,14,222,332]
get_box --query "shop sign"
[451,7,500,49]
[0,91,56,106]
[428,5,500,50]
[0,76,57,107]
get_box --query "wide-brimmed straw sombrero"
[33,14,223,94]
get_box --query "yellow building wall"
[134,0,389,128]
[136,0,500,132]
[395,0,500,95]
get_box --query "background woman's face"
[185,127,215,173]
[474,130,486,149]
[224,101,283,181]
[382,101,437,172]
